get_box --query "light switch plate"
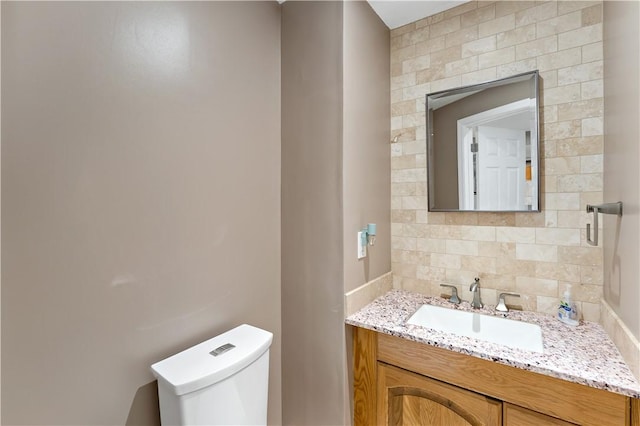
[357,231,367,259]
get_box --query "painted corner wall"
[281,1,390,424]
[602,0,640,373]
[343,0,391,292]
[1,2,282,424]
[281,2,346,424]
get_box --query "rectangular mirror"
[426,71,540,212]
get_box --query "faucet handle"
[496,292,520,312]
[440,284,461,305]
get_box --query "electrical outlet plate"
[357,231,367,259]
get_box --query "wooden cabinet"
[353,327,638,426]
[378,363,501,426]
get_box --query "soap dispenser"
[558,285,579,326]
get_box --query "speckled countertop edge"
[345,289,640,398]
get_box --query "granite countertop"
[345,289,640,398]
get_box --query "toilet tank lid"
[150,324,273,396]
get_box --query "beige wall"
[602,0,640,372]
[282,1,389,424]
[391,1,605,319]
[281,2,346,424]
[343,1,391,291]
[1,2,281,425]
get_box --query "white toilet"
[151,324,273,425]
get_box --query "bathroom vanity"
[347,290,640,426]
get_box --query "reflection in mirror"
[426,71,540,212]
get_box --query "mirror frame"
[426,70,541,213]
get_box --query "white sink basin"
[407,304,544,353]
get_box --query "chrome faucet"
[469,277,483,309]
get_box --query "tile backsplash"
[390,1,604,321]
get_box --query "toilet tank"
[151,324,273,426]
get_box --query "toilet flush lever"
[586,202,622,246]
[210,343,235,357]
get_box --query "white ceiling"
[367,1,468,29]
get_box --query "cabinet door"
[377,363,502,426]
[503,403,578,426]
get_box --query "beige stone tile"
[542,83,581,105]
[542,175,558,193]
[540,69,558,88]
[430,75,463,92]
[391,35,410,51]
[431,253,462,269]
[535,261,581,282]
[401,111,425,128]
[495,1,535,18]
[582,3,602,26]
[459,225,497,241]
[582,42,603,63]
[430,15,462,37]
[535,228,580,246]
[479,13,516,37]
[515,35,558,60]
[401,138,424,154]
[543,120,581,140]
[556,135,603,156]
[391,99,416,117]
[516,276,559,297]
[580,154,603,174]
[417,265,447,282]
[445,56,479,75]
[461,255,498,274]
[581,302,600,322]
[558,23,602,50]
[536,10,582,38]
[581,80,603,100]
[406,26,431,46]
[537,295,559,315]
[537,47,582,72]
[391,168,426,183]
[399,277,430,294]
[580,191,603,209]
[545,210,558,227]
[401,196,427,210]
[496,257,536,276]
[557,1,599,15]
[430,224,462,239]
[478,241,516,258]
[516,212,546,227]
[391,88,404,103]
[391,22,416,37]
[445,26,479,48]
[415,35,446,56]
[344,272,393,317]
[402,54,431,74]
[542,105,558,123]
[391,62,403,78]
[557,98,603,121]
[557,173,602,192]
[445,212,479,225]
[426,212,446,224]
[392,236,417,251]
[544,192,580,210]
[391,73,417,91]
[496,23,536,48]
[391,209,416,223]
[417,237,446,253]
[557,210,589,229]
[477,213,516,226]
[558,245,602,266]
[416,66,446,85]
[544,156,580,175]
[479,46,516,68]
[580,265,603,285]
[446,239,479,256]
[559,282,602,304]
[515,1,557,26]
[391,155,418,170]
[462,35,497,57]
[516,243,558,262]
[484,273,518,292]
[430,45,462,66]
[557,61,603,85]
[461,3,496,27]
[461,68,498,85]
[391,45,416,65]
[392,261,418,278]
[582,117,603,137]
[391,116,403,131]
[391,196,402,210]
[496,227,536,243]
[445,269,481,286]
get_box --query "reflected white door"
[477,126,526,210]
